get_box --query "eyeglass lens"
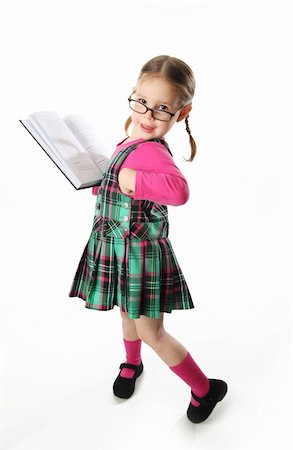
[129,99,172,122]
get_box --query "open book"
[19,111,109,189]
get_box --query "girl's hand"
[118,168,136,195]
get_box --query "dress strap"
[147,138,173,156]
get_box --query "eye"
[137,98,147,104]
[157,104,168,111]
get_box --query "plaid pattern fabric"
[69,139,194,319]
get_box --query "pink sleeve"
[121,141,189,206]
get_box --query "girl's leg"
[134,313,186,366]
[121,309,140,341]
[120,310,142,378]
[134,314,209,406]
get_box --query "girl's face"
[128,76,191,141]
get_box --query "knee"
[136,324,165,348]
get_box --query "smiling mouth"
[140,123,154,132]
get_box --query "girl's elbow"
[179,191,190,205]
[182,189,190,205]
[173,186,190,206]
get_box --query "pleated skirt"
[69,231,194,319]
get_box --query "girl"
[69,55,227,423]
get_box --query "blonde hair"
[125,55,196,161]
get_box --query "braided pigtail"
[185,115,196,161]
[124,116,132,136]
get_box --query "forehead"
[136,75,179,104]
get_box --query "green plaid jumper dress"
[69,139,194,319]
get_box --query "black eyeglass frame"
[127,92,186,122]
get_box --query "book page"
[30,112,87,161]
[63,114,109,172]
[24,117,66,167]
[22,112,103,187]
[65,154,102,184]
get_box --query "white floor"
[1,297,292,450]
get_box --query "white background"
[0,0,292,449]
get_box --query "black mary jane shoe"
[113,362,144,399]
[187,379,228,423]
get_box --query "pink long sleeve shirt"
[92,138,189,206]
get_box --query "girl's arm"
[93,141,190,206]
[118,168,136,195]
[118,141,189,206]
[132,169,189,206]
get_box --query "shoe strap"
[191,390,214,407]
[119,362,141,372]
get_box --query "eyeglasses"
[128,93,183,122]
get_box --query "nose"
[145,109,154,120]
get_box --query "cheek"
[160,122,173,134]
[132,112,140,125]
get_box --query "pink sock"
[170,352,210,407]
[120,338,142,379]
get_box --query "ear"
[176,104,192,122]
